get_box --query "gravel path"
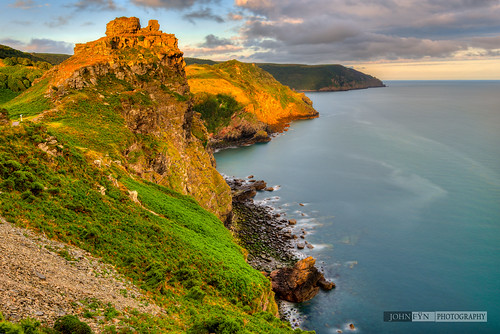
[0,216,163,332]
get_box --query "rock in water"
[270,256,334,302]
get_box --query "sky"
[1,0,500,80]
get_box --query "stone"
[34,271,46,280]
[253,180,267,190]
[289,219,297,225]
[270,256,322,303]
[349,323,355,330]
[128,190,139,203]
[106,17,141,36]
[317,277,335,290]
[306,243,314,249]
[269,256,335,303]
[265,187,274,191]
[297,243,305,249]
[145,19,160,32]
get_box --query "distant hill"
[0,44,46,63]
[0,44,71,65]
[185,57,384,91]
[257,63,385,91]
[31,52,71,65]
[185,57,219,65]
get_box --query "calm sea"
[214,81,500,333]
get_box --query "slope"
[0,17,313,333]
[187,60,318,148]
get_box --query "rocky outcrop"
[41,17,232,221]
[270,257,334,303]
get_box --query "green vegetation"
[193,93,242,133]
[0,123,307,333]
[0,44,46,63]
[257,63,384,91]
[0,46,314,333]
[0,311,75,334]
[31,53,71,65]
[53,316,92,334]
[185,57,219,66]
[1,78,52,118]
[185,57,384,91]
[0,55,52,107]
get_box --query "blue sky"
[1,0,500,79]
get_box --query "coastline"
[223,174,334,328]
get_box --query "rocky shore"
[225,176,335,306]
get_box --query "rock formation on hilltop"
[41,17,232,220]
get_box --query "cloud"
[183,7,225,23]
[71,0,120,11]
[231,0,500,63]
[183,34,243,59]
[0,38,74,54]
[45,16,70,28]
[131,0,218,10]
[199,34,235,48]
[9,0,46,9]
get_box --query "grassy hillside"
[257,63,385,91]
[0,85,310,334]
[0,30,312,332]
[185,58,384,91]
[187,60,318,147]
[32,52,72,65]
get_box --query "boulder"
[145,19,160,32]
[270,256,334,303]
[253,180,267,191]
[106,17,141,36]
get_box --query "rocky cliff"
[41,17,232,221]
[187,60,318,148]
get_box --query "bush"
[53,315,92,334]
[186,286,205,302]
[188,315,243,334]
[0,322,24,334]
[19,318,41,334]
[194,93,242,133]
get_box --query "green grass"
[0,88,19,104]
[2,78,52,118]
[0,123,310,333]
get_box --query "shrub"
[186,286,205,302]
[188,315,243,334]
[53,315,92,334]
[0,322,24,334]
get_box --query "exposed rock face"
[270,257,335,303]
[42,17,232,221]
[105,16,141,36]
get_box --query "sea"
[214,81,500,334]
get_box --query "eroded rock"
[270,256,334,303]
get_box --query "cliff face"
[42,17,231,221]
[187,60,318,148]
